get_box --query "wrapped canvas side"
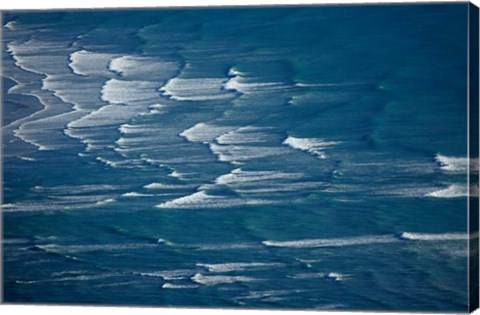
[469,2,480,313]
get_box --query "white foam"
[139,269,195,280]
[12,109,89,152]
[118,124,136,134]
[162,283,199,289]
[69,50,118,77]
[4,21,17,30]
[17,156,36,161]
[295,258,323,264]
[109,56,179,80]
[398,232,468,241]
[193,242,259,251]
[264,232,470,249]
[33,184,121,194]
[425,184,470,198]
[101,79,160,105]
[196,262,283,273]
[149,104,167,110]
[122,192,154,198]
[287,272,346,281]
[215,168,303,186]
[53,273,120,282]
[95,198,116,206]
[435,154,479,172]
[36,243,156,254]
[168,170,185,179]
[7,39,68,76]
[191,273,257,286]
[160,77,234,101]
[16,272,120,284]
[95,157,122,168]
[288,272,327,279]
[228,67,243,76]
[144,183,193,190]
[326,272,347,281]
[144,183,165,190]
[215,126,274,145]
[224,70,284,93]
[263,235,397,248]
[180,123,234,144]
[118,123,160,135]
[283,136,339,159]
[155,191,239,209]
[3,192,119,212]
[209,143,288,163]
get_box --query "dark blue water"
[1,3,473,311]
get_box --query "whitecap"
[160,77,234,101]
[155,191,274,209]
[33,184,122,194]
[109,55,179,80]
[17,156,36,161]
[139,269,195,280]
[122,192,154,198]
[215,126,275,145]
[191,273,257,286]
[69,50,118,77]
[155,191,237,209]
[398,232,468,241]
[209,143,288,163]
[224,69,284,93]
[35,242,156,254]
[262,235,398,248]
[215,168,303,186]
[264,232,470,249]
[95,198,116,206]
[168,170,186,179]
[4,21,17,30]
[100,79,160,105]
[283,136,339,159]
[193,242,259,251]
[144,182,195,190]
[435,154,479,172]
[180,123,234,144]
[196,262,283,273]
[425,184,472,198]
[162,283,199,289]
[326,272,348,281]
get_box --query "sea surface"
[1,3,475,311]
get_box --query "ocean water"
[1,3,475,311]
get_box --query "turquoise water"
[1,3,472,311]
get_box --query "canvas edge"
[0,9,5,306]
[0,1,471,13]
[469,1,480,313]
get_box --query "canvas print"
[1,2,479,312]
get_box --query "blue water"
[1,3,473,311]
